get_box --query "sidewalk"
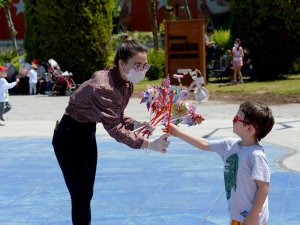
[2,95,300,172]
[0,95,300,224]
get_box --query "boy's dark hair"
[239,101,275,141]
[113,33,148,68]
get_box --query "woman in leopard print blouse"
[52,33,170,225]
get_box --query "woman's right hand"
[147,134,170,153]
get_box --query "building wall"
[0,0,25,40]
[0,0,230,41]
[119,0,230,32]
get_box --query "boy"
[165,101,274,225]
[0,66,19,123]
[27,63,38,95]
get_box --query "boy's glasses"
[233,115,249,124]
[130,63,151,72]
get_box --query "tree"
[0,0,19,55]
[24,0,116,83]
[230,0,300,80]
[148,0,159,51]
[182,0,192,19]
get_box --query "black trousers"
[52,114,97,225]
[0,101,12,120]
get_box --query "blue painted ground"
[0,137,299,225]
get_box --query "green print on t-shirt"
[224,153,239,200]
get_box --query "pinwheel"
[136,76,204,137]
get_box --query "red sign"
[0,0,25,40]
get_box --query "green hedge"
[230,0,300,80]
[24,0,115,83]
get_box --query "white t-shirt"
[232,47,243,61]
[209,137,270,225]
[0,78,17,102]
[27,69,38,83]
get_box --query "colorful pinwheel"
[136,76,204,137]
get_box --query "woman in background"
[231,38,244,84]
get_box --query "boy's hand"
[162,123,180,137]
[244,213,259,225]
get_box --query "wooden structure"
[164,19,206,85]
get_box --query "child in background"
[27,63,38,95]
[164,101,274,225]
[231,38,244,84]
[0,66,19,124]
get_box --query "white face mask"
[125,69,145,83]
[234,43,239,48]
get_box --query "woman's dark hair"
[113,33,148,67]
[240,101,275,141]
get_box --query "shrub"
[0,47,18,65]
[230,0,300,80]
[147,48,165,80]
[24,0,116,83]
[212,29,231,55]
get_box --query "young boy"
[27,63,38,95]
[165,101,275,225]
[0,66,19,123]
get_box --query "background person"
[52,33,170,225]
[4,59,18,94]
[205,26,217,65]
[0,66,19,124]
[242,46,255,80]
[17,58,31,94]
[164,101,274,225]
[231,38,244,84]
[27,63,38,95]
[31,59,47,94]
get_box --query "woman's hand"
[148,134,170,153]
[134,121,155,135]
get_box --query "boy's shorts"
[231,219,266,225]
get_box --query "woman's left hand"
[134,121,155,135]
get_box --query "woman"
[52,33,170,225]
[231,38,244,84]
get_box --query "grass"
[135,74,300,95]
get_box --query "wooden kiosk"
[164,19,206,85]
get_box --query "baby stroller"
[47,59,76,96]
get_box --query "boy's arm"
[244,180,269,225]
[167,123,211,151]
[4,79,19,89]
